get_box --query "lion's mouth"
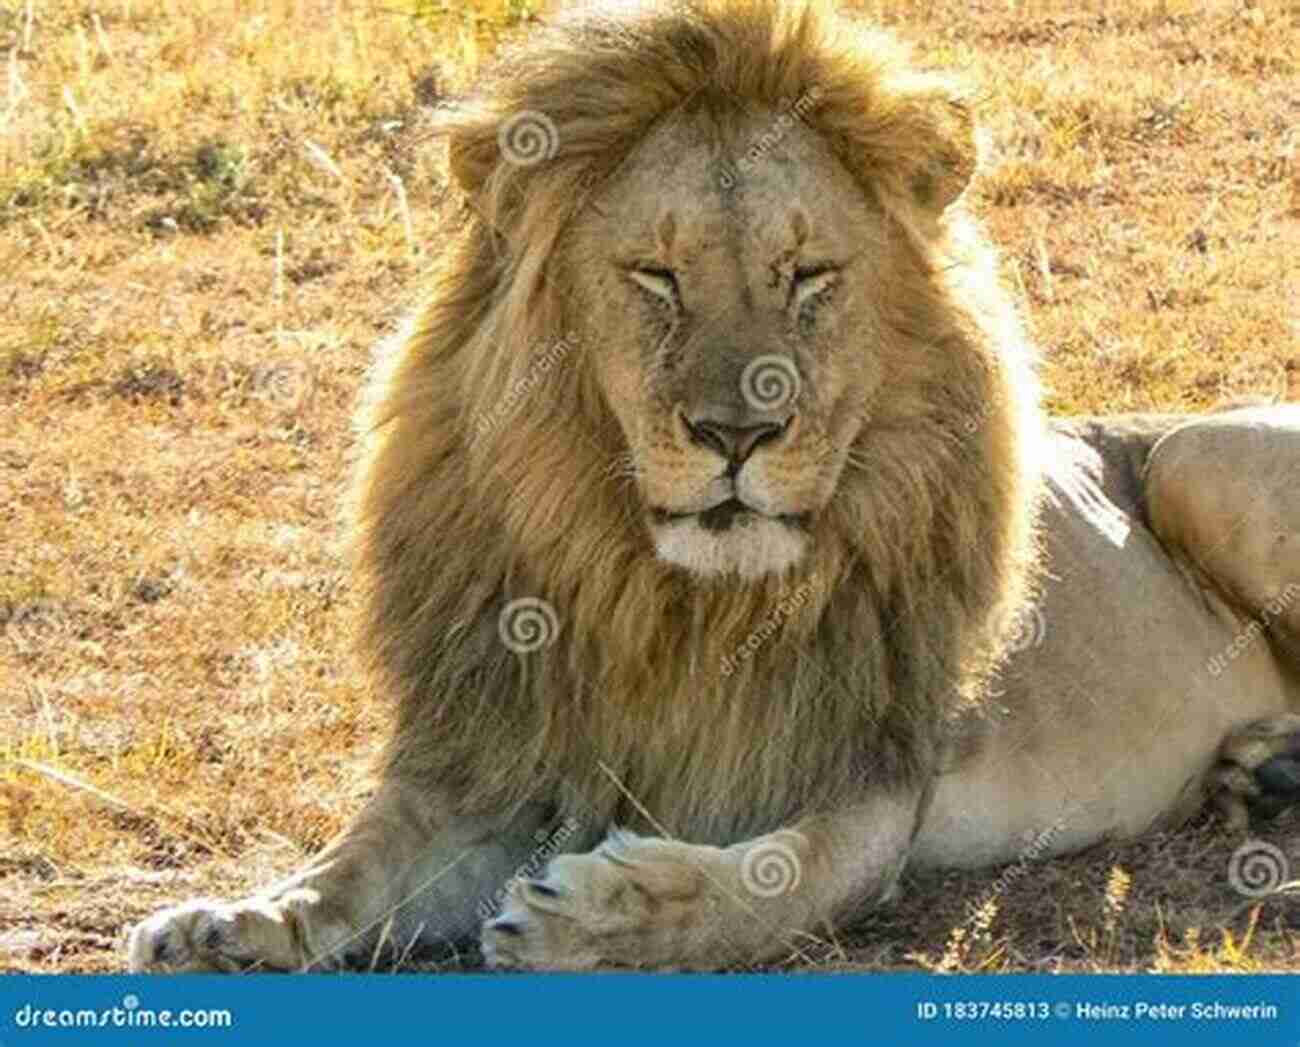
[651,498,810,533]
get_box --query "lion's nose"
[683,412,790,469]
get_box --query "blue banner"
[1,974,1295,1045]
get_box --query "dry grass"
[1,0,1298,973]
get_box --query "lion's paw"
[481,830,737,970]
[1215,714,1300,827]
[127,892,328,973]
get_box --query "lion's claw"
[480,831,752,970]
[127,892,328,973]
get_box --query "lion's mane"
[350,0,1043,843]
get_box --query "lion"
[128,0,1300,972]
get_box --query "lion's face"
[565,107,885,580]
[361,0,1038,829]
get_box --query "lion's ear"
[447,127,497,198]
[845,74,977,217]
[902,85,976,213]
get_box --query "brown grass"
[2,0,1298,973]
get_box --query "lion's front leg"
[481,794,921,970]
[127,780,552,972]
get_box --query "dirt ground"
[2,0,1298,972]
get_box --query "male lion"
[129,0,1300,971]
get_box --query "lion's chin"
[651,514,810,580]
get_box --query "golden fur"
[349,0,1044,845]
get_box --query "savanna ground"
[1,0,1298,974]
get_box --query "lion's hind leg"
[1144,405,1300,651]
[1144,408,1300,828]
[1213,714,1300,829]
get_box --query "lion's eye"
[627,266,680,305]
[792,265,839,311]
